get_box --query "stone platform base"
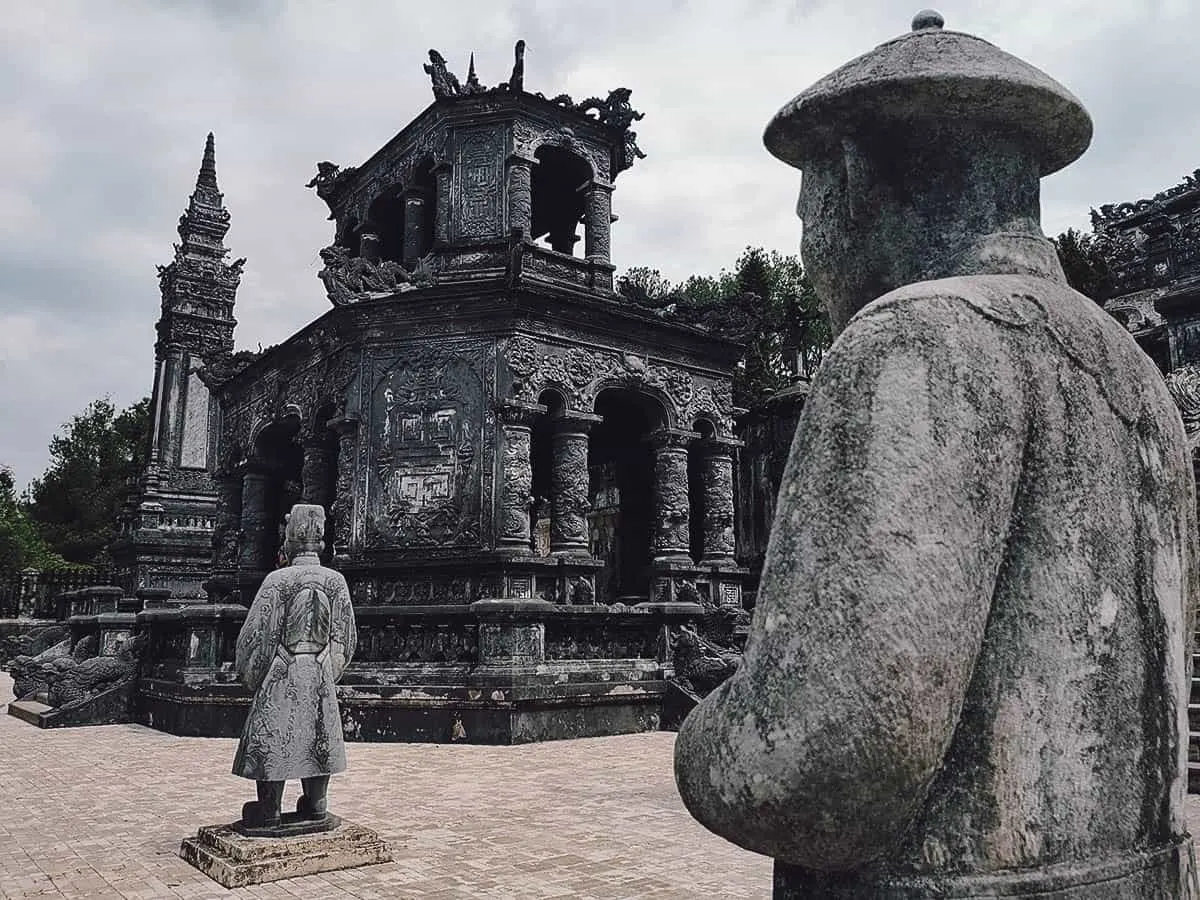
[179,817,392,888]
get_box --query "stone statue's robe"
[675,235,1198,897]
[233,557,356,782]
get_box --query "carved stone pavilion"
[132,44,749,743]
[1096,168,1200,375]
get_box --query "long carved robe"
[232,557,356,781]
[675,235,1198,898]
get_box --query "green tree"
[0,466,69,571]
[1052,227,1112,302]
[617,247,832,408]
[22,397,151,565]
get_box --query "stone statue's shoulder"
[857,273,1055,331]
[857,274,1172,428]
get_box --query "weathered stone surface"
[179,817,391,888]
[675,10,1198,899]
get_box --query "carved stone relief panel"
[179,369,211,469]
[364,343,492,551]
[453,126,505,242]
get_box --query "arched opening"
[589,389,666,602]
[336,215,362,258]
[531,146,591,256]
[366,185,407,264]
[253,415,304,570]
[404,159,437,266]
[689,419,715,563]
[530,390,563,554]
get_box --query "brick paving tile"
[7,669,1197,899]
[0,674,770,898]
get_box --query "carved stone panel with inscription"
[365,344,492,551]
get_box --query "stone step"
[7,699,51,727]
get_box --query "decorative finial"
[198,132,217,188]
[912,9,944,30]
[510,39,526,92]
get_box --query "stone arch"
[527,128,600,180]
[365,183,408,264]
[588,376,678,431]
[588,387,667,601]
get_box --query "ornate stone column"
[697,437,742,564]
[432,161,452,246]
[402,188,431,266]
[300,437,335,508]
[496,400,546,552]
[550,411,602,556]
[237,461,272,573]
[649,429,697,563]
[211,466,243,570]
[506,152,536,238]
[329,417,359,565]
[583,180,614,264]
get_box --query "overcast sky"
[1,0,1197,489]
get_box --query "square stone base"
[179,817,392,888]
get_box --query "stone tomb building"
[137,47,748,743]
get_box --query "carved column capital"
[646,427,699,451]
[552,410,604,434]
[495,399,547,428]
[694,435,744,458]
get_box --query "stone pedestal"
[179,818,392,888]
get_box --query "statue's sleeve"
[675,293,1028,870]
[235,575,283,693]
[328,572,356,681]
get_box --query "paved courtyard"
[0,674,771,899]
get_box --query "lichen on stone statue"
[674,9,1198,899]
[232,503,357,831]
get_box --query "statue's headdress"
[763,10,1092,176]
[284,504,325,552]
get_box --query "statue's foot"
[296,794,328,820]
[241,799,281,829]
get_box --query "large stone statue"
[233,503,356,830]
[675,10,1198,899]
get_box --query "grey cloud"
[1,1,1196,487]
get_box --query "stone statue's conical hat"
[764,10,1092,176]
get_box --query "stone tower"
[110,133,245,600]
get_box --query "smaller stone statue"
[424,49,462,99]
[233,504,357,830]
[507,39,525,92]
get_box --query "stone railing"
[0,567,115,619]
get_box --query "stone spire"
[176,132,233,261]
[156,132,243,358]
[111,132,243,601]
